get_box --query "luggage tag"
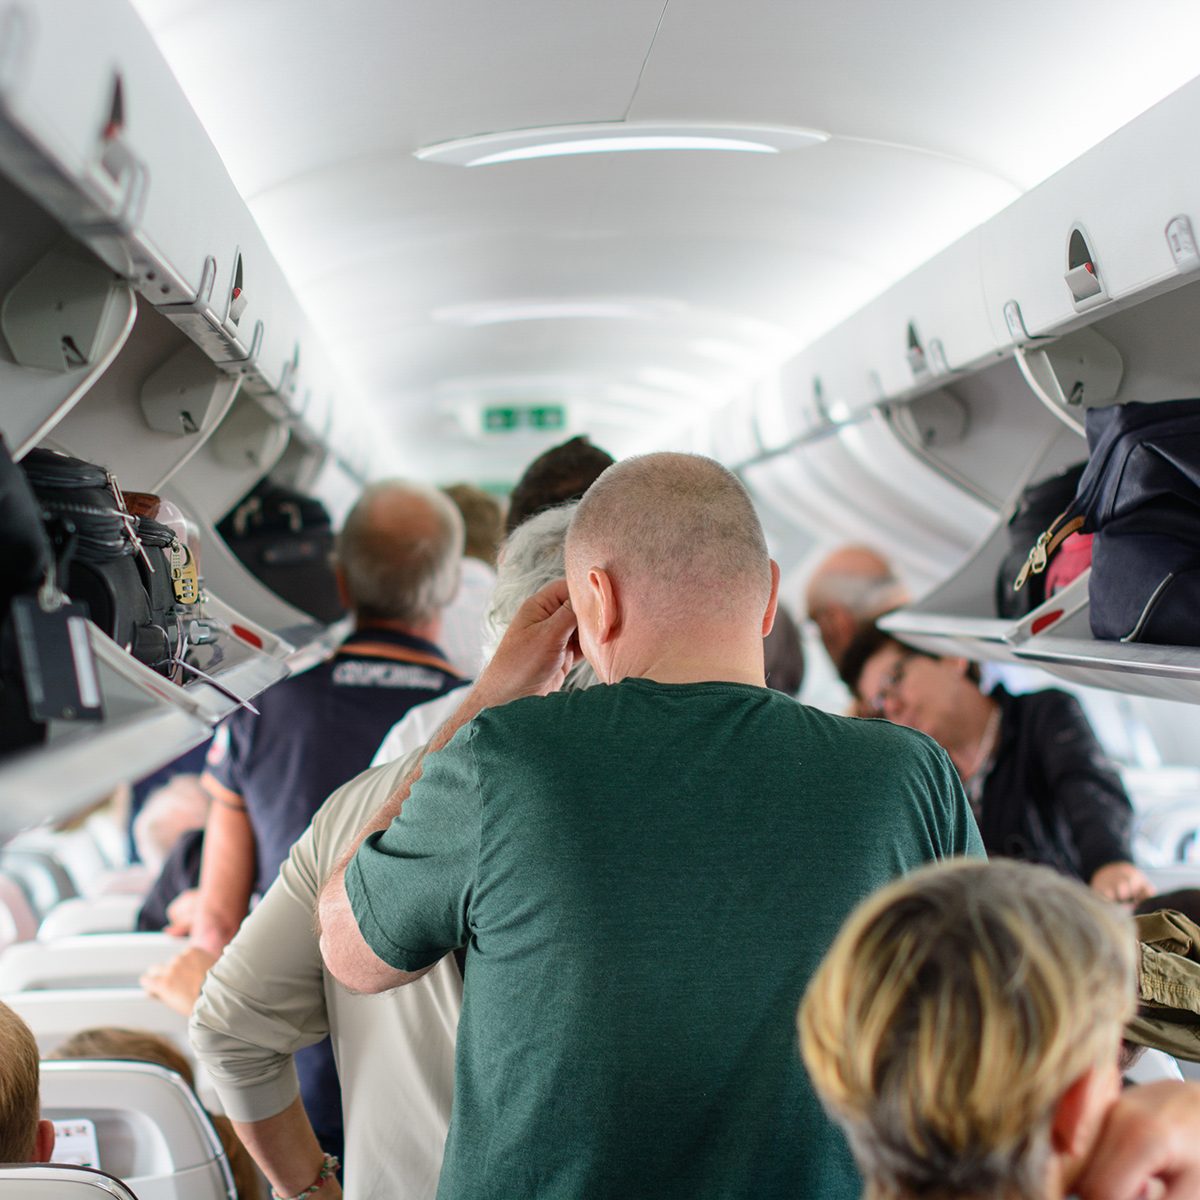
[11,534,103,723]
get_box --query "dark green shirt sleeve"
[345,722,482,972]
[922,736,987,861]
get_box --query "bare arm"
[317,578,580,993]
[231,1096,342,1200]
[190,773,258,955]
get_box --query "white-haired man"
[318,453,982,1200]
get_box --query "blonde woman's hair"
[798,859,1135,1200]
[0,1001,40,1162]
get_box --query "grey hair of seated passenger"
[483,502,597,690]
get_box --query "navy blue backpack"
[1014,399,1200,645]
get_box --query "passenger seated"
[799,858,1133,1200]
[840,625,1154,905]
[133,774,210,933]
[49,1027,260,1199]
[0,999,54,1164]
[132,775,210,876]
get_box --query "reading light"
[415,122,829,166]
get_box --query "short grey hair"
[566,453,772,617]
[484,503,596,690]
[335,480,464,626]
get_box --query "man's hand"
[1091,861,1156,905]
[141,946,217,1016]
[163,888,199,937]
[473,578,580,709]
[1075,1081,1200,1200]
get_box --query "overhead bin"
[980,76,1200,343]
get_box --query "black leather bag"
[996,462,1085,618]
[0,435,53,755]
[1015,399,1200,644]
[21,450,182,673]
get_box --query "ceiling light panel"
[416,122,828,166]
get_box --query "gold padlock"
[168,540,201,605]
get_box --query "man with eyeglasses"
[839,625,1154,906]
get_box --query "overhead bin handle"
[1064,225,1106,308]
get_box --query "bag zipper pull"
[1014,531,1051,592]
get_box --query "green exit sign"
[482,404,566,433]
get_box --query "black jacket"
[977,687,1134,882]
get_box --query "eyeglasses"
[865,652,915,718]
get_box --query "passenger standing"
[437,483,503,677]
[804,544,908,671]
[146,480,467,1173]
[319,453,983,1200]
[188,504,596,1200]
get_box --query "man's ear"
[761,560,781,638]
[590,567,621,644]
[1050,1068,1106,1158]
[33,1118,55,1163]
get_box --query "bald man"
[319,454,981,1200]
[804,544,908,669]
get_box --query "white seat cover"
[40,1061,234,1200]
[0,1164,139,1198]
[4,989,191,1063]
[39,897,146,941]
[0,936,178,992]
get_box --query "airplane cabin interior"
[2,2,1200,1196]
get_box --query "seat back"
[9,831,111,898]
[0,1164,140,1198]
[0,936,177,991]
[0,874,40,952]
[4,990,191,1064]
[0,851,79,917]
[39,896,145,941]
[40,1061,234,1200]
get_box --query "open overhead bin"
[0,0,394,820]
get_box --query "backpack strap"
[1013,511,1087,593]
[335,640,460,677]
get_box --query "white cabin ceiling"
[129,0,1200,483]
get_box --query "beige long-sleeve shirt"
[189,748,462,1200]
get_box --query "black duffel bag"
[1014,399,1200,644]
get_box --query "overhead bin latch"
[1064,225,1106,309]
[905,322,928,378]
[1165,216,1200,271]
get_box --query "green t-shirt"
[347,678,983,1200]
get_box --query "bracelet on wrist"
[271,1153,339,1200]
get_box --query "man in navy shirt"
[147,478,466,1171]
